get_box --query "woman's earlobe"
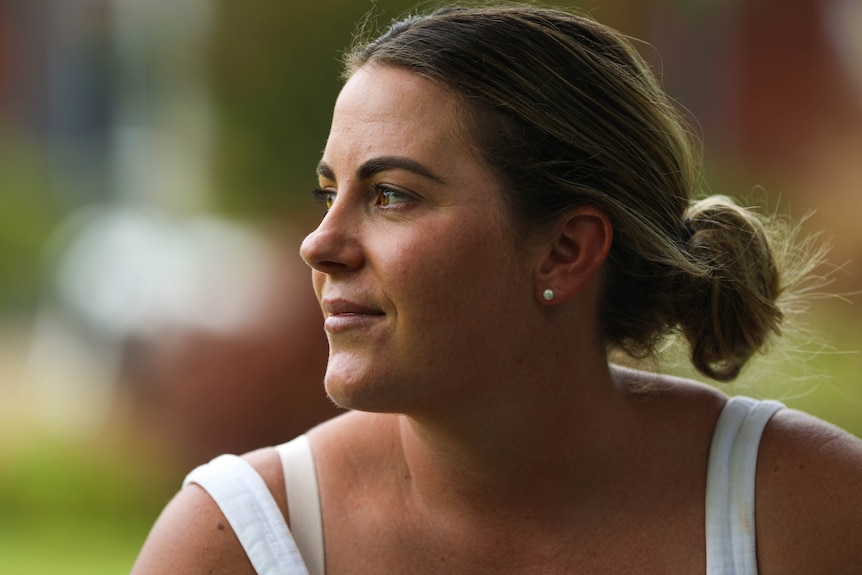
[536,206,612,303]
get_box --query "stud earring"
[542,288,555,301]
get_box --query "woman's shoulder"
[755,406,862,574]
[130,463,263,574]
[627,367,862,572]
[131,443,295,575]
[130,412,382,574]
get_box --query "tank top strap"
[276,435,325,575]
[705,396,784,575]
[184,453,310,574]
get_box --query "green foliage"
[0,138,63,314]
[206,0,433,220]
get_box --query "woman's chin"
[324,367,382,412]
[323,367,411,414]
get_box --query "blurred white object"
[27,206,280,438]
[54,206,277,339]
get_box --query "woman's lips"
[322,298,385,333]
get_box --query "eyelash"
[375,184,412,208]
[309,184,412,211]
[311,187,334,210]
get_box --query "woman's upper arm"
[130,482,256,575]
[756,408,862,574]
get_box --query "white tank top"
[705,396,784,574]
[185,396,783,574]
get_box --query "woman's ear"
[535,206,612,304]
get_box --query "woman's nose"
[299,207,364,275]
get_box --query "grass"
[0,431,178,574]
[0,517,153,575]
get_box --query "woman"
[131,4,862,574]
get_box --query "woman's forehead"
[325,66,476,167]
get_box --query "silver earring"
[542,288,555,301]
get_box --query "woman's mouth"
[322,298,386,333]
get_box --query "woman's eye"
[377,186,411,207]
[311,187,335,210]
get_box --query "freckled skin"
[300,66,539,416]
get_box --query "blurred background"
[0,0,860,572]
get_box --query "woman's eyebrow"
[316,156,448,185]
[316,162,336,181]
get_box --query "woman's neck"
[391,360,645,523]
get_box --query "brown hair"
[344,3,826,381]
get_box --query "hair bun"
[675,196,784,380]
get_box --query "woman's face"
[300,65,539,413]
